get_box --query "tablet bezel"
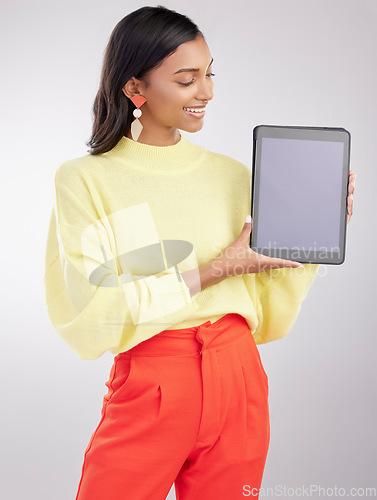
[250,125,351,265]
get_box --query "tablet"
[250,125,351,265]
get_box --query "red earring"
[130,95,147,142]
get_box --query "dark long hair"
[86,5,204,155]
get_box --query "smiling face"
[122,35,214,145]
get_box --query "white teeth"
[184,107,205,113]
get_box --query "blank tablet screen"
[251,126,351,264]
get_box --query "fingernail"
[296,264,304,268]
[245,215,252,223]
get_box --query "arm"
[181,254,227,296]
[43,163,197,360]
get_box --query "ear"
[122,77,143,99]
[122,83,132,99]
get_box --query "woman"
[43,6,356,500]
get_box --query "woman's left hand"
[347,170,357,225]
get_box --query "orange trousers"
[75,313,270,500]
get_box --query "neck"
[125,128,182,147]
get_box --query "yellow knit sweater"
[43,133,319,360]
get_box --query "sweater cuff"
[118,266,194,328]
[159,267,194,323]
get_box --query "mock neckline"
[102,132,208,174]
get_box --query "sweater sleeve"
[242,263,319,344]
[43,162,195,360]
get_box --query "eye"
[179,73,216,87]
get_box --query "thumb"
[244,214,252,229]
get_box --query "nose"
[197,78,214,103]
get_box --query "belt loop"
[195,320,210,355]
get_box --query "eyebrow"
[173,57,214,75]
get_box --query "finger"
[347,193,353,209]
[262,257,303,270]
[282,260,304,268]
[348,177,356,195]
[349,172,356,183]
[347,193,353,223]
[243,215,253,233]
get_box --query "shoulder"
[53,154,103,228]
[205,148,251,178]
[54,153,104,185]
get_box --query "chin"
[180,123,204,134]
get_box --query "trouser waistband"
[117,313,251,358]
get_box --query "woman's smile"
[183,107,206,118]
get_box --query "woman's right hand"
[218,216,304,277]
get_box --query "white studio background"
[1,0,376,499]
